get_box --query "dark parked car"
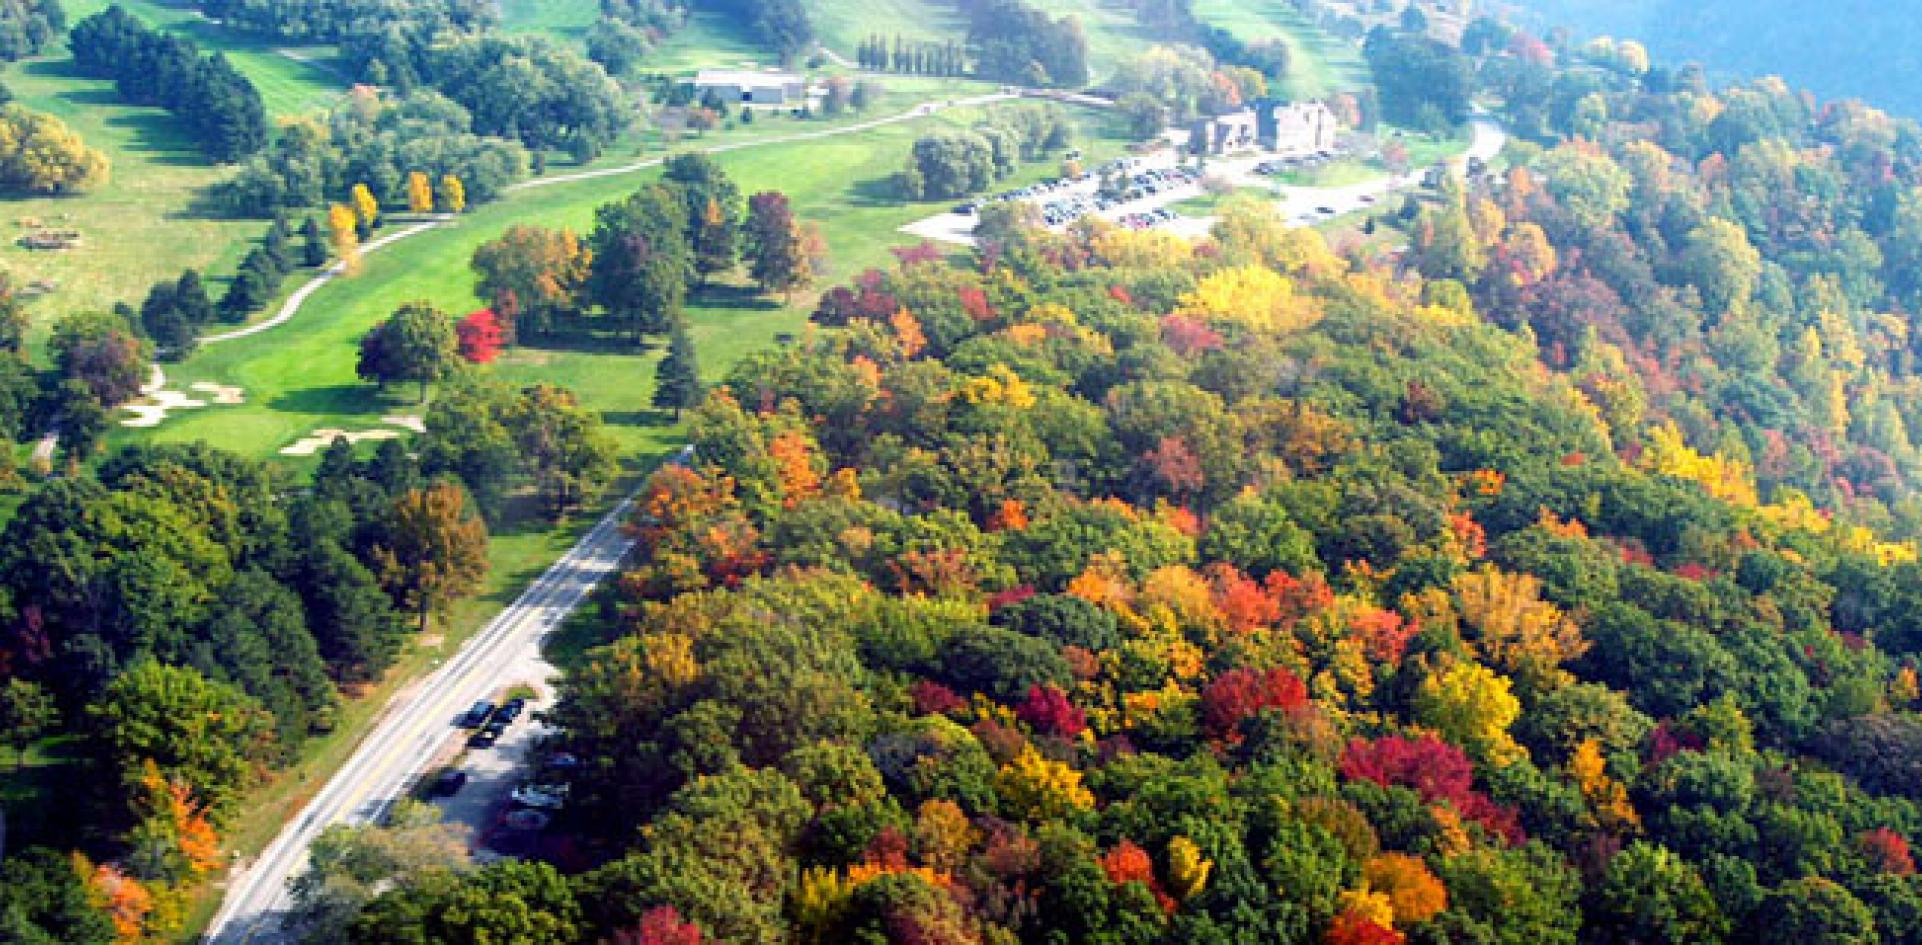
[431,769,469,796]
[459,701,495,728]
[497,698,527,723]
[469,727,499,749]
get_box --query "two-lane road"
[204,496,639,944]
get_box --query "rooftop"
[693,69,803,87]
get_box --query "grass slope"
[1189,0,1370,99]
[0,0,348,338]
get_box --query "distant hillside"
[1511,0,1922,117]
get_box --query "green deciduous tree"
[372,481,490,634]
[357,301,459,402]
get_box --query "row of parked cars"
[952,156,1204,231]
[461,696,527,749]
[1117,208,1179,230]
[1252,149,1340,176]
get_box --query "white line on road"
[204,497,638,944]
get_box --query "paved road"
[202,496,639,945]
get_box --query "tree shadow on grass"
[266,383,392,417]
[518,329,654,355]
[691,283,783,310]
[849,175,908,208]
[599,408,673,429]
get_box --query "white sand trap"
[120,389,208,428]
[381,414,426,433]
[118,367,247,427]
[279,428,403,457]
[188,382,246,405]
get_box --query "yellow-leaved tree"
[1451,565,1589,691]
[350,182,379,229]
[1570,738,1641,831]
[1414,661,1526,767]
[438,173,466,213]
[1177,265,1322,335]
[326,202,361,275]
[1360,853,1448,925]
[406,171,433,213]
[1166,835,1212,902]
[996,744,1093,820]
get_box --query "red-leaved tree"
[1017,684,1087,739]
[1340,734,1522,844]
[456,308,505,363]
[616,905,703,945]
[1202,666,1308,738]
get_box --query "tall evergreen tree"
[652,318,704,419]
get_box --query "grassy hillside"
[0,0,347,336]
[136,99,1128,458]
[1191,0,1370,98]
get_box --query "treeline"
[892,104,1073,199]
[217,88,527,218]
[192,0,495,42]
[341,31,628,161]
[587,0,686,78]
[0,437,497,942]
[68,6,267,162]
[138,215,333,355]
[1129,0,1291,81]
[1363,24,1473,133]
[466,153,819,349]
[855,34,968,77]
[0,0,62,60]
[689,0,812,64]
[963,0,1089,88]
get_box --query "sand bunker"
[279,428,403,457]
[189,382,246,405]
[118,368,247,428]
[121,389,208,428]
[279,416,426,457]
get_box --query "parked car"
[431,769,469,796]
[511,783,569,810]
[459,701,494,728]
[467,728,498,749]
[497,697,527,723]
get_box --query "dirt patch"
[382,415,427,434]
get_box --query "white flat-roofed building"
[693,69,806,105]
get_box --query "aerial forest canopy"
[17,0,1922,943]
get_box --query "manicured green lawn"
[1189,0,1371,99]
[810,0,968,54]
[3,60,264,337]
[0,0,349,342]
[133,99,1128,459]
[67,0,348,117]
[498,0,600,40]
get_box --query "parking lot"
[899,114,1508,246]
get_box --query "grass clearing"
[68,0,348,117]
[0,0,350,343]
[498,0,600,41]
[137,98,1126,458]
[811,0,968,54]
[1189,0,1370,99]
